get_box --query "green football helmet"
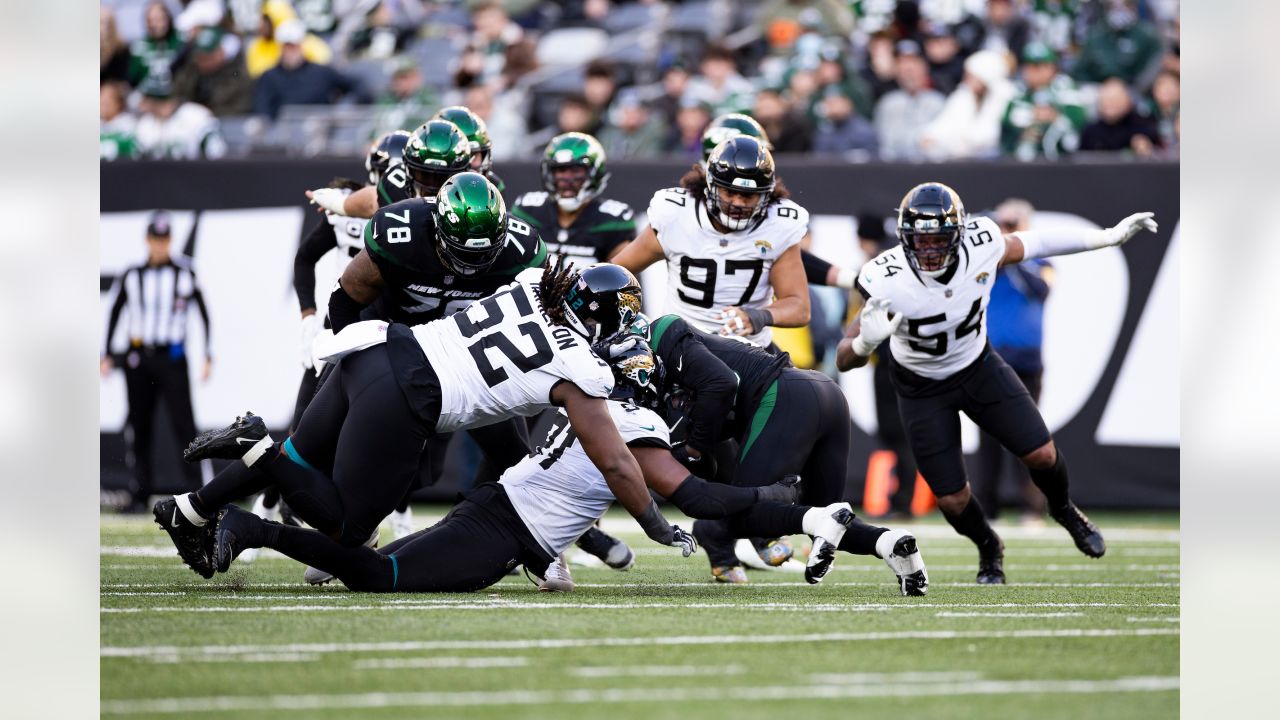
[540,132,609,213]
[403,119,472,198]
[432,105,493,174]
[433,172,508,276]
[701,113,771,163]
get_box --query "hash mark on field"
[102,628,1179,659]
[99,675,1179,713]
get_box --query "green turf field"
[101,508,1179,719]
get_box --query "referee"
[101,211,212,513]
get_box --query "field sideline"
[101,508,1179,719]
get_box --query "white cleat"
[538,554,575,592]
[389,508,414,540]
[304,528,379,585]
[805,502,855,584]
[240,494,280,563]
[876,528,928,596]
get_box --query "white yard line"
[102,628,1178,659]
[1126,617,1180,623]
[935,612,1085,618]
[568,664,745,678]
[353,656,530,670]
[100,675,1178,714]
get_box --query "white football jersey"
[646,187,808,347]
[502,400,671,556]
[858,215,1006,380]
[410,268,614,432]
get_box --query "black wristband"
[744,308,773,333]
[327,281,364,333]
[634,500,674,545]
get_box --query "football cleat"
[304,528,379,585]
[389,508,414,540]
[756,475,803,505]
[1049,502,1106,558]
[575,526,635,571]
[538,554,575,592]
[805,503,855,584]
[183,412,270,463]
[213,505,264,573]
[977,541,1007,585]
[153,495,216,579]
[876,529,928,596]
[711,565,749,584]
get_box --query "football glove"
[1098,212,1159,248]
[672,443,718,480]
[309,187,348,215]
[851,297,903,357]
[300,313,320,369]
[668,525,698,557]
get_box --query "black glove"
[672,443,718,480]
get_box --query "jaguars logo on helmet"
[607,338,662,406]
[565,263,642,344]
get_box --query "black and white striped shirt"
[103,259,211,357]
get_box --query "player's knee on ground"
[934,484,972,516]
[1020,441,1057,471]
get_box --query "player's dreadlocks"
[538,252,579,326]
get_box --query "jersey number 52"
[453,287,554,387]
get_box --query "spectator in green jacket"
[1000,42,1086,161]
[129,1,183,94]
[1072,0,1163,92]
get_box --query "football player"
[511,132,636,268]
[304,118,469,219]
[836,182,1158,583]
[697,113,857,290]
[613,135,811,348]
[432,105,505,193]
[153,250,689,580]
[242,131,416,554]
[209,340,924,595]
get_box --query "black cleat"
[153,496,216,579]
[977,548,1006,585]
[575,526,635,571]
[757,474,802,505]
[1050,502,1106,558]
[184,412,269,463]
[213,505,263,573]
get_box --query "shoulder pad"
[646,187,693,231]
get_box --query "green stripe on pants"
[739,379,778,460]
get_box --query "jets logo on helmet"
[541,132,610,213]
[433,172,508,276]
[404,120,472,198]
[705,136,776,232]
[896,182,966,274]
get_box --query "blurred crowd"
[101,0,1180,161]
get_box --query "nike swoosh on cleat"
[171,507,179,527]
[639,425,656,431]
[235,437,257,445]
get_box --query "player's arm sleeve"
[293,220,339,313]
[801,248,834,286]
[103,272,128,357]
[673,335,738,453]
[190,277,213,360]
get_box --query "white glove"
[594,334,639,361]
[851,297,904,357]
[300,314,320,369]
[309,187,348,215]
[1097,212,1159,248]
